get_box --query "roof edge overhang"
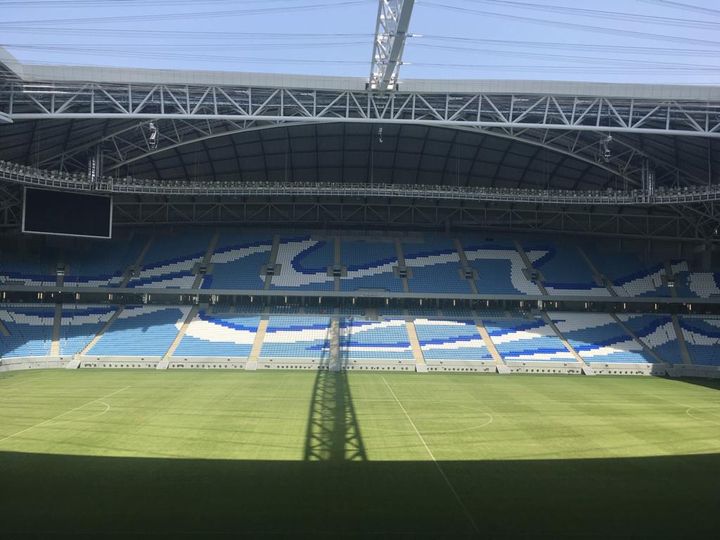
[1,46,719,100]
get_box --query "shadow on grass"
[673,377,720,392]
[304,315,367,462]
[0,451,718,539]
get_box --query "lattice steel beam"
[4,83,720,137]
[369,0,415,92]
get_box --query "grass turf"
[0,369,719,538]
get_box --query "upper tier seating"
[616,314,683,364]
[587,251,682,297]
[414,318,492,361]
[270,235,334,291]
[202,231,273,290]
[339,239,404,292]
[59,305,115,355]
[679,316,720,366]
[0,305,55,358]
[404,238,472,294]
[87,306,188,357]
[483,317,575,362]
[65,235,148,288]
[127,230,213,289]
[675,272,720,299]
[175,311,261,357]
[551,313,654,364]
[260,315,332,360]
[0,250,59,287]
[462,238,541,295]
[338,317,413,360]
[524,242,609,296]
[0,228,714,300]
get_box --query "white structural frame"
[369,0,415,92]
[3,82,720,138]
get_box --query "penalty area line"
[0,385,131,444]
[381,376,480,534]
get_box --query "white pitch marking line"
[382,377,480,534]
[0,386,130,444]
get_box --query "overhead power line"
[0,1,370,26]
[421,1,720,48]
[637,0,720,18]
[455,0,720,30]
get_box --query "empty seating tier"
[260,315,332,360]
[174,311,261,357]
[338,317,413,360]
[202,232,273,290]
[483,317,575,362]
[0,305,55,358]
[414,318,492,361]
[679,316,720,366]
[551,313,654,364]
[403,238,471,294]
[87,306,188,357]
[339,239,403,292]
[270,236,334,291]
[59,305,116,355]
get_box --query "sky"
[0,0,719,84]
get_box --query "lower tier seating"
[59,305,116,355]
[679,316,720,366]
[551,313,654,364]
[338,318,413,360]
[0,304,713,369]
[484,317,575,362]
[0,305,55,358]
[414,318,492,361]
[87,306,189,357]
[260,315,332,359]
[175,311,261,357]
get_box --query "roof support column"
[368,0,415,92]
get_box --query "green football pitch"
[1,369,719,538]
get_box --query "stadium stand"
[64,235,149,288]
[260,315,332,360]
[270,235,334,291]
[414,318,492,361]
[127,230,213,289]
[678,316,720,366]
[524,242,609,296]
[616,314,683,364]
[483,317,575,362]
[174,311,260,357]
[59,305,116,355]
[339,239,404,292]
[202,231,272,290]
[462,238,541,295]
[0,250,59,287]
[403,238,472,294]
[338,317,413,360]
[0,305,55,358]
[551,313,654,364]
[676,271,720,298]
[87,306,189,357]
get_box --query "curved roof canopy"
[0,47,718,193]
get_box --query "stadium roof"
[1,47,718,191]
[1,45,719,244]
